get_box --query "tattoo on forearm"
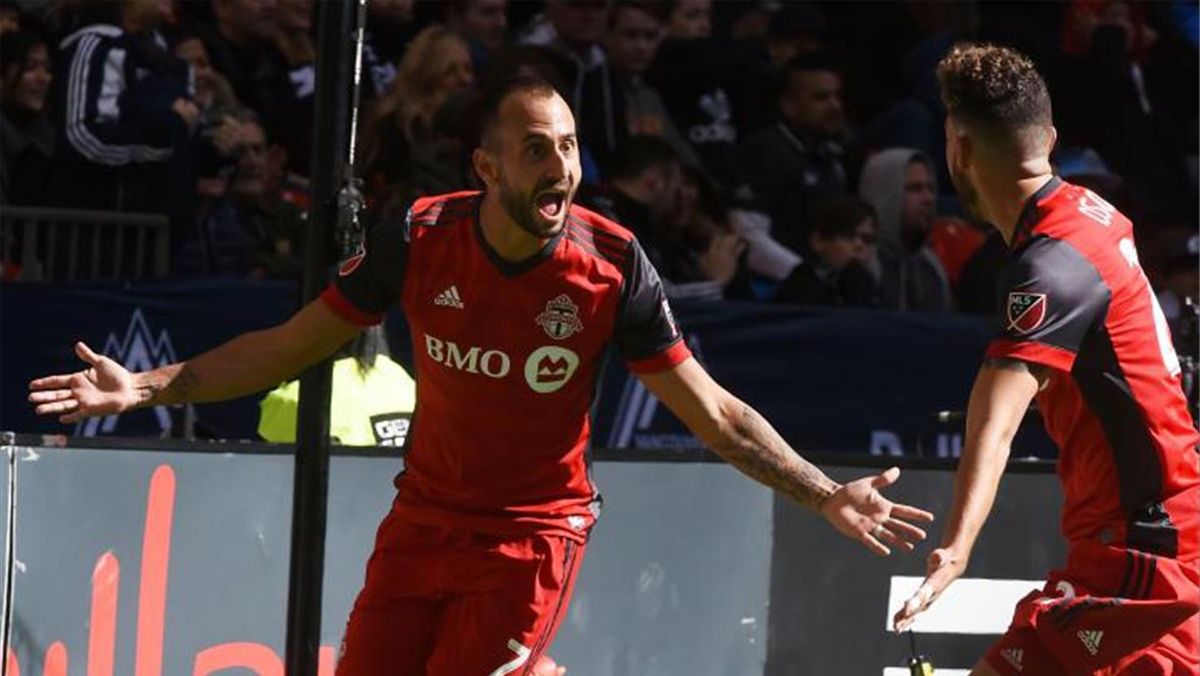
[138,364,200,406]
[714,404,838,509]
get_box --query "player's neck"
[980,160,1054,244]
[479,193,549,261]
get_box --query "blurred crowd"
[1,0,1196,331]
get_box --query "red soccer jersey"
[321,191,691,542]
[986,177,1200,561]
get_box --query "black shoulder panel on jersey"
[332,211,409,315]
[996,235,1111,354]
[566,214,631,268]
[614,239,680,362]
[1074,327,1176,557]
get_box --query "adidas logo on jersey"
[1077,629,1103,656]
[434,285,464,309]
[1000,648,1023,671]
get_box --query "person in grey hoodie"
[857,147,952,312]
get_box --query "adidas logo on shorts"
[1001,648,1023,671]
[434,285,464,309]
[1078,629,1103,656]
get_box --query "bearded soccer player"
[893,44,1200,675]
[29,77,933,675]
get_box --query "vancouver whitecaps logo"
[76,309,179,436]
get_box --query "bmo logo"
[424,334,512,378]
[524,346,580,394]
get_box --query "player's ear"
[472,147,498,188]
[1044,125,1058,155]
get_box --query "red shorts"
[336,509,585,676]
[984,542,1200,675]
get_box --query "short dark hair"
[608,135,679,181]
[810,195,875,240]
[778,50,840,100]
[936,42,1052,142]
[608,0,669,29]
[475,75,559,149]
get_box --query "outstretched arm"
[639,357,933,556]
[29,298,361,423]
[893,357,1044,630]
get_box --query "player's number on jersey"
[1117,236,1182,376]
[488,639,531,676]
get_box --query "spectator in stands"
[519,0,622,171]
[259,325,416,446]
[603,1,701,170]
[172,33,245,199]
[199,0,315,176]
[360,25,475,205]
[735,52,851,252]
[776,195,879,307]
[666,0,712,39]
[48,0,197,220]
[177,110,304,279]
[445,0,508,73]
[362,0,415,101]
[857,148,952,312]
[589,135,743,299]
[0,29,54,206]
[0,0,20,36]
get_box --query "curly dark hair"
[936,42,1052,137]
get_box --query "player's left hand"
[892,545,968,632]
[532,653,566,676]
[819,467,934,556]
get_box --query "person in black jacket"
[776,195,879,307]
[0,29,54,206]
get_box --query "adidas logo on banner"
[434,285,464,309]
[1001,648,1023,671]
[1078,629,1103,656]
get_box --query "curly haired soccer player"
[30,76,933,675]
[893,43,1200,675]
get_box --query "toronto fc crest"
[1006,292,1048,334]
[536,294,584,340]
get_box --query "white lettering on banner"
[424,334,511,379]
[869,431,904,457]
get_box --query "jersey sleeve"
[616,240,693,373]
[985,235,1110,372]
[320,211,409,326]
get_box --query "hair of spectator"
[777,50,841,100]
[373,25,471,143]
[337,325,391,375]
[936,42,1053,155]
[608,135,679,182]
[607,0,670,30]
[475,75,560,151]
[810,195,876,240]
[0,28,45,82]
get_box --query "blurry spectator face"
[476,90,581,238]
[853,216,877,264]
[547,0,607,50]
[668,0,711,39]
[781,68,844,139]
[605,5,664,75]
[174,38,216,109]
[371,0,415,24]
[452,0,507,52]
[275,0,314,33]
[647,160,684,223]
[124,0,173,31]
[215,0,280,41]
[901,159,936,232]
[233,121,269,199]
[811,228,862,271]
[0,7,18,35]
[2,42,51,112]
[438,39,475,95]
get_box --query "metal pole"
[285,1,356,674]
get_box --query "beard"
[948,163,983,223]
[497,173,573,239]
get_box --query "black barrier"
[0,281,1058,459]
[0,434,1062,675]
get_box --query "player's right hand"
[892,545,968,632]
[28,342,140,424]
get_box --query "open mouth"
[535,191,566,220]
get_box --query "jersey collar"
[1010,176,1063,249]
[473,202,565,278]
